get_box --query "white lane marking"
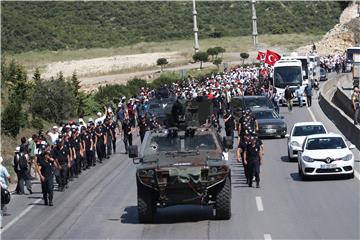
[354,170,360,180]
[264,234,272,240]
[307,107,317,122]
[1,198,42,233]
[255,196,264,212]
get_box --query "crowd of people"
[1,52,354,215]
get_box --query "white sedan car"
[286,122,327,161]
[298,133,355,180]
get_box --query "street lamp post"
[192,0,200,52]
[251,0,258,49]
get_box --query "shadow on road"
[290,172,353,182]
[280,155,296,163]
[120,205,213,224]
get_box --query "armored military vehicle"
[129,96,232,223]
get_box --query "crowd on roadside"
[1,53,353,215]
[320,54,348,73]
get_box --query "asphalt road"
[1,74,359,240]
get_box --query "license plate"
[320,164,337,169]
[266,129,276,133]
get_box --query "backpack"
[1,187,11,204]
[19,153,28,170]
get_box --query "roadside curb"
[319,74,360,149]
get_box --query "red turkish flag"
[256,51,266,61]
[265,50,281,66]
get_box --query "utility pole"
[192,0,200,52]
[251,0,258,49]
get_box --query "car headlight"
[290,141,301,148]
[302,156,314,162]
[342,154,353,161]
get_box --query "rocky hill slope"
[297,3,359,56]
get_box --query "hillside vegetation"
[1,1,345,53]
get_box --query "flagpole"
[251,0,258,49]
[192,0,200,53]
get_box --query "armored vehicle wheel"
[137,182,156,223]
[215,177,231,220]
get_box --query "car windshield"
[253,111,278,119]
[244,97,272,108]
[320,68,326,74]
[274,66,302,88]
[145,134,217,153]
[306,137,346,150]
[185,135,217,151]
[293,125,326,136]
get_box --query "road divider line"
[1,198,42,232]
[307,107,317,122]
[255,196,264,212]
[264,234,272,240]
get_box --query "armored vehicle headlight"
[210,167,218,174]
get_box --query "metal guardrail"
[319,74,360,149]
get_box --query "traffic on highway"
[1,52,359,240]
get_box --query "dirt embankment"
[297,3,359,56]
[41,51,187,80]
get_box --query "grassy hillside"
[1,1,344,53]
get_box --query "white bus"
[273,59,307,106]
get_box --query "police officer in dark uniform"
[71,130,82,177]
[83,127,94,168]
[64,133,74,181]
[89,123,97,166]
[53,140,70,191]
[37,151,59,206]
[224,110,235,139]
[138,116,149,143]
[105,118,113,158]
[95,123,106,163]
[109,118,117,153]
[122,117,133,154]
[244,136,264,188]
[236,134,251,184]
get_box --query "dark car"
[230,95,274,119]
[319,68,328,81]
[129,98,232,223]
[251,108,287,138]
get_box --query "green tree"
[192,51,208,69]
[213,58,223,71]
[156,58,168,72]
[206,48,218,60]
[240,52,250,65]
[32,67,41,82]
[30,75,76,122]
[1,100,25,137]
[214,46,226,58]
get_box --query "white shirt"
[48,132,59,144]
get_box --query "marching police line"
[13,117,118,207]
